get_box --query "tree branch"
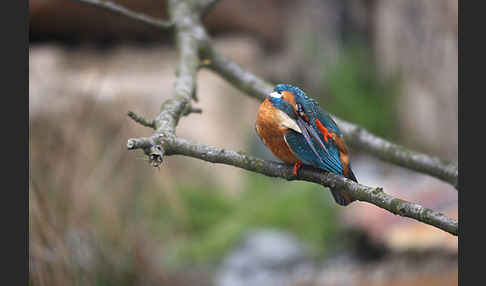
[74,0,458,235]
[200,44,273,101]
[167,139,458,236]
[335,119,458,189]
[127,132,458,236]
[73,0,173,29]
[124,0,208,165]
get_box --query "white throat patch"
[269,91,282,98]
[276,109,302,134]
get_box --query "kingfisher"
[255,83,358,206]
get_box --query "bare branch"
[167,138,457,236]
[200,45,273,101]
[73,0,173,29]
[335,119,458,189]
[127,0,207,161]
[127,131,458,235]
[183,107,203,116]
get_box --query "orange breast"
[255,99,299,163]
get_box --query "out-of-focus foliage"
[144,174,340,265]
[322,44,402,139]
[281,26,402,140]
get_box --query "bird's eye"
[269,91,282,99]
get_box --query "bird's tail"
[329,165,357,206]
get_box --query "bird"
[255,83,358,206]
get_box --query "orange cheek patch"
[281,91,297,111]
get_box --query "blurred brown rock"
[312,250,457,286]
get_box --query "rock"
[216,229,315,286]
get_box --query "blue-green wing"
[284,130,344,175]
[313,105,342,136]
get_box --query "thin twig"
[182,107,203,116]
[73,0,173,29]
[127,111,155,129]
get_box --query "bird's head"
[268,83,318,120]
[268,83,316,119]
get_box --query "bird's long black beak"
[295,116,330,164]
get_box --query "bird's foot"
[292,161,303,176]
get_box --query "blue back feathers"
[272,83,345,175]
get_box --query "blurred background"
[29,0,458,285]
